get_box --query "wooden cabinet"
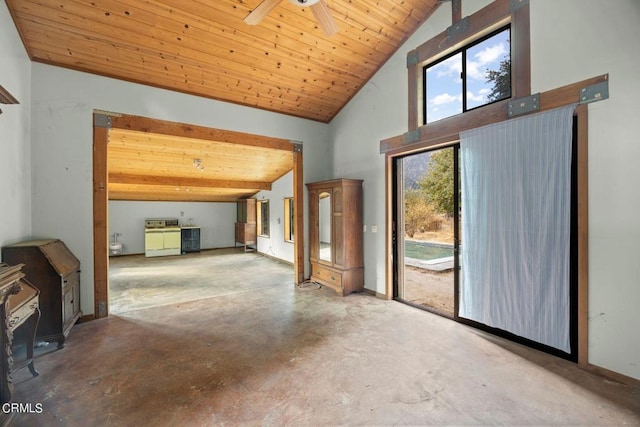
[307,179,364,296]
[0,263,40,405]
[1,239,81,348]
[235,198,256,252]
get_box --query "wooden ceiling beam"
[108,173,272,191]
[110,114,294,152]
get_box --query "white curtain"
[459,105,575,353]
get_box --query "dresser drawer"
[9,296,39,330]
[312,264,343,289]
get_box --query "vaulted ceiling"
[6,0,442,123]
[6,0,444,202]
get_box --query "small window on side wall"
[424,26,511,124]
[284,197,294,243]
[257,200,270,237]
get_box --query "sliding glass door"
[394,146,459,318]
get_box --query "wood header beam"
[384,74,608,155]
[110,114,295,152]
[108,173,272,191]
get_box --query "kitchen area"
[108,200,238,257]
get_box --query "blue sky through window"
[425,28,510,123]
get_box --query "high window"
[424,26,511,124]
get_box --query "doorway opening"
[393,145,459,318]
[93,112,305,318]
[391,116,580,362]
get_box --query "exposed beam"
[110,114,296,152]
[383,74,608,155]
[108,173,272,191]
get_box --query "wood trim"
[576,103,589,368]
[414,0,512,64]
[385,77,607,369]
[384,74,608,155]
[451,0,462,24]
[0,85,19,104]
[110,114,295,152]
[92,117,109,319]
[108,173,272,191]
[512,2,531,98]
[93,113,305,317]
[406,0,527,130]
[585,363,640,388]
[407,64,419,131]
[293,149,304,284]
[384,154,394,300]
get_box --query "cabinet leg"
[27,308,40,377]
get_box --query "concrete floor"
[10,249,640,426]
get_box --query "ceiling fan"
[244,0,339,36]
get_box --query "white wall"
[30,64,331,317]
[255,171,295,263]
[330,0,640,380]
[108,201,236,254]
[0,3,31,249]
[530,0,640,381]
[330,2,464,297]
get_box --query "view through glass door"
[394,146,459,317]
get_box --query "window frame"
[257,199,270,238]
[284,197,294,243]
[422,25,512,125]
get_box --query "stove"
[144,218,181,257]
[144,218,180,229]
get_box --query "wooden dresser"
[2,239,81,348]
[307,179,364,296]
[235,198,256,252]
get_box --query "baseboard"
[256,250,294,266]
[362,288,388,299]
[78,314,96,324]
[586,363,640,388]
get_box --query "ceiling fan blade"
[310,0,338,36]
[244,0,283,25]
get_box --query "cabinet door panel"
[308,190,319,261]
[334,213,344,266]
[63,282,75,325]
[164,231,181,249]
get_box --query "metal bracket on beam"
[407,50,419,68]
[404,129,421,145]
[579,80,609,104]
[510,0,529,13]
[94,113,112,129]
[291,142,303,153]
[508,93,540,117]
[447,16,469,40]
[380,141,390,154]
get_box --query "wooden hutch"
[307,179,364,296]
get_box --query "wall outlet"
[371,225,377,233]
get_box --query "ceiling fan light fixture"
[288,0,320,6]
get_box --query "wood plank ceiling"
[6,0,442,202]
[107,127,295,202]
[6,0,441,123]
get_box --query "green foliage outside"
[419,149,454,216]
[404,189,437,238]
[486,57,511,102]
